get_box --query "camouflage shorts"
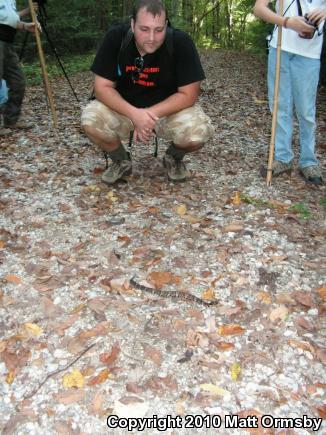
[81,99,214,144]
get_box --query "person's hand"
[286,15,315,34]
[306,8,326,26]
[131,109,159,143]
[19,3,38,17]
[25,21,42,33]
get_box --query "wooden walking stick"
[266,0,284,186]
[27,0,58,128]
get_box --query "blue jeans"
[268,47,320,168]
[0,79,8,105]
[0,41,25,125]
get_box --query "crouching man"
[81,0,213,184]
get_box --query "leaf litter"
[0,50,325,433]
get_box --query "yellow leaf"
[24,323,43,336]
[0,240,5,248]
[6,371,15,385]
[106,191,118,202]
[257,292,272,304]
[232,191,242,205]
[86,184,101,193]
[230,362,241,381]
[202,287,216,301]
[62,369,84,389]
[253,94,268,104]
[200,383,230,397]
[176,204,187,216]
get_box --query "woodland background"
[16,0,326,85]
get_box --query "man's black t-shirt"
[91,24,205,108]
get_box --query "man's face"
[131,7,167,56]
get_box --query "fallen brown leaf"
[92,390,105,415]
[55,389,86,404]
[222,223,243,233]
[1,348,31,371]
[316,404,326,418]
[186,330,209,347]
[296,316,315,331]
[288,339,315,354]
[143,344,163,366]
[293,291,314,308]
[5,274,22,284]
[88,368,110,386]
[41,296,64,318]
[218,324,245,336]
[147,271,173,289]
[99,342,120,367]
[126,382,144,394]
[214,341,235,351]
[316,286,326,299]
[316,348,326,366]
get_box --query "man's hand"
[286,16,316,34]
[24,22,41,33]
[131,108,159,143]
[306,8,326,26]
[19,2,38,18]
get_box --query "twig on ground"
[19,340,100,403]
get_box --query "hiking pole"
[28,0,58,128]
[266,0,284,186]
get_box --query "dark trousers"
[0,40,25,125]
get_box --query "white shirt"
[270,0,326,58]
[0,0,19,29]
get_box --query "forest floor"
[0,50,325,435]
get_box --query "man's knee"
[82,123,119,148]
[162,105,214,145]
[175,141,205,152]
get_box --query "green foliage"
[320,197,326,208]
[13,0,284,58]
[21,53,94,85]
[240,194,269,207]
[289,203,311,220]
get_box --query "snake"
[130,277,219,307]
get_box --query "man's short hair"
[132,0,167,21]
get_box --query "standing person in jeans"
[81,0,213,183]
[254,0,326,185]
[0,1,37,136]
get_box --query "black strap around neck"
[296,0,303,16]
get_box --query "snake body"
[130,277,219,307]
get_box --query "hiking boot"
[163,154,188,182]
[260,160,292,178]
[4,120,33,130]
[271,160,293,176]
[101,159,132,184]
[299,165,323,186]
[0,127,12,136]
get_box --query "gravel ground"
[0,50,325,435]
